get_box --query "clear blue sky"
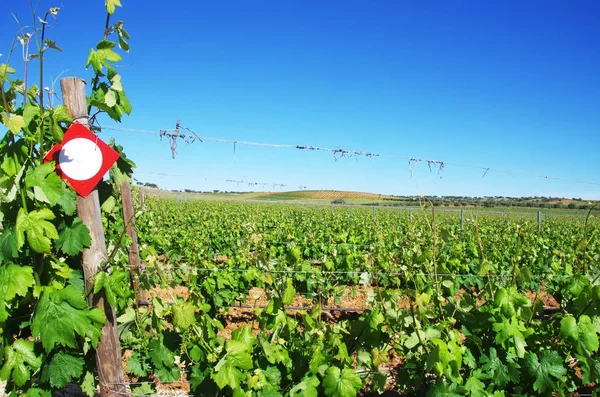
[2,1,599,199]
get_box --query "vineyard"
[110,197,599,396]
[1,1,599,396]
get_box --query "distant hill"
[254,190,392,201]
[137,186,598,211]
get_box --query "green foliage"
[94,269,130,309]
[172,301,196,330]
[322,367,363,397]
[56,218,91,255]
[127,199,599,395]
[524,351,566,393]
[15,208,59,253]
[0,2,133,393]
[43,352,85,388]
[32,286,105,352]
[0,340,41,387]
[560,315,599,356]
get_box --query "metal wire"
[99,125,600,187]
[135,264,583,280]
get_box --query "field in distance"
[137,186,598,213]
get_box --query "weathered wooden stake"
[120,181,149,306]
[373,206,377,222]
[537,210,542,232]
[460,208,465,235]
[409,207,413,223]
[61,77,127,397]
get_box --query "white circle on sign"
[58,138,103,181]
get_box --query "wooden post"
[537,210,542,232]
[373,206,377,222]
[460,208,465,236]
[120,181,149,306]
[409,207,413,223]
[61,77,127,397]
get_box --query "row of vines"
[118,198,599,396]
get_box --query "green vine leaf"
[85,49,102,75]
[57,218,91,256]
[97,41,121,61]
[127,352,148,377]
[0,63,17,80]
[464,369,486,397]
[93,269,129,309]
[24,388,52,397]
[494,287,530,318]
[524,351,566,393]
[427,382,465,397]
[104,90,117,107]
[212,363,244,391]
[492,316,531,358]
[0,227,19,262]
[105,0,122,15]
[282,278,295,306]
[117,90,132,114]
[81,371,96,397]
[48,105,71,141]
[148,339,175,368]
[172,301,196,330]
[15,207,59,253]
[44,352,84,388]
[289,376,319,397]
[212,339,254,391]
[371,349,388,367]
[560,315,599,356]
[580,357,600,385]
[25,162,64,206]
[32,286,105,352]
[110,74,123,91]
[57,187,77,216]
[109,139,135,186]
[114,21,130,52]
[2,113,25,135]
[479,348,516,388]
[0,264,34,301]
[0,339,42,387]
[51,105,71,123]
[44,39,62,52]
[23,103,40,127]
[86,42,122,75]
[322,367,363,397]
[0,162,26,203]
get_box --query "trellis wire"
[134,263,583,280]
[98,125,600,187]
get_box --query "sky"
[1,1,599,199]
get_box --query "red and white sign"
[44,123,120,198]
